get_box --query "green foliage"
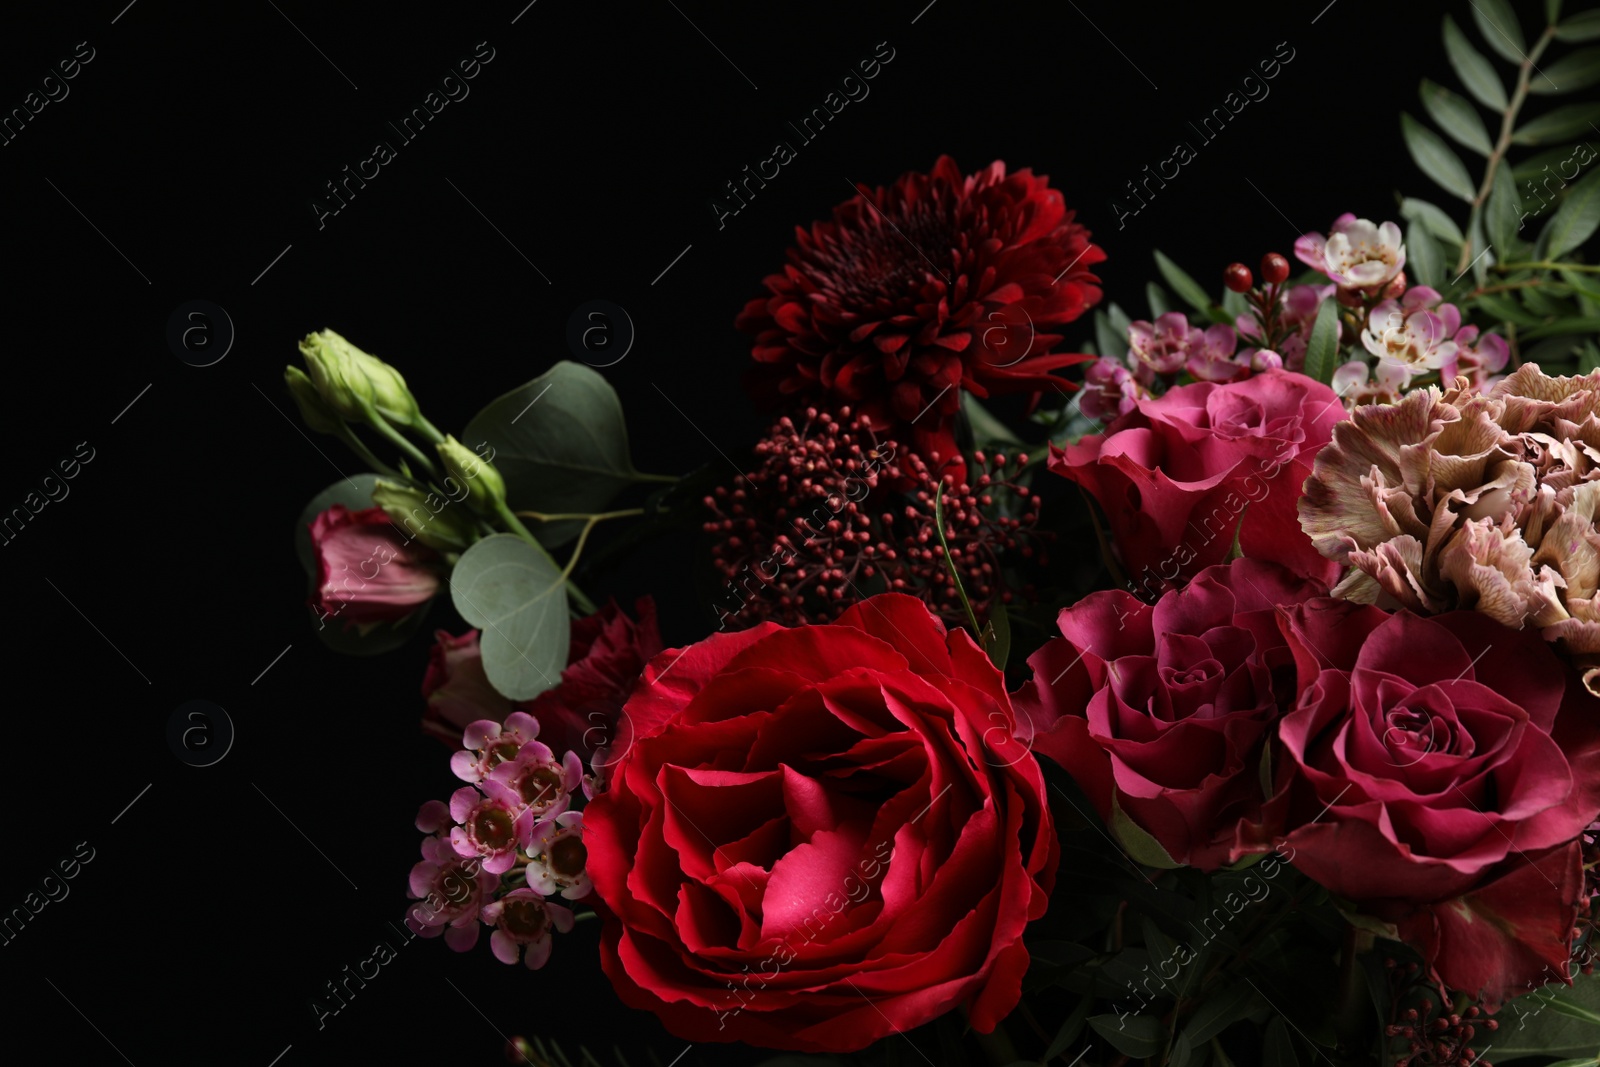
[448,533,569,700]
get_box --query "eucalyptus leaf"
[1545,167,1600,259]
[1154,250,1213,313]
[1088,1013,1166,1058]
[463,362,645,548]
[1407,219,1445,289]
[1532,46,1600,94]
[1401,113,1478,201]
[1420,78,1494,154]
[449,533,569,701]
[1401,197,1466,244]
[1302,299,1341,386]
[1513,103,1600,146]
[1555,9,1600,42]
[1471,0,1527,64]
[1444,14,1509,109]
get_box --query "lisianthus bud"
[371,479,475,551]
[437,435,506,512]
[283,365,341,434]
[298,329,422,429]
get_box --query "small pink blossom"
[1295,214,1405,290]
[480,889,575,969]
[1126,313,1246,384]
[1331,359,1408,410]
[406,834,499,951]
[526,810,590,900]
[1361,298,1459,379]
[1441,325,1511,393]
[1238,283,1335,371]
[448,782,532,875]
[1078,358,1139,423]
[450,711,542,783]
[488,746,584,823]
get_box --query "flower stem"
[1455,24,1558,276]
[368,408,439,478]
[514,508,645,523]
[632,471,680,484]
[1498,261,1600,274]
[336,425,400,478]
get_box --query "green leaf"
[1546,167,1600,259]
[1221,287,1250,321]
[1556,9,1600,42]
[1109,791,1182,869]
[1181,982,1258,1046]
[961,392,1022,447]
[1471,0,1527,63]
[309,602,432,656]
[1514,103,1600,146]
[1088,1013,1166,1059]
[1445,14,1509,109]
[1492,973,1600,1060]
[1525,315,1600,339]
[981,598,1011,670]
[1420,78,1494,154]
[1401,197,1466,244]
[1108,302,1133,347]
[463,362,644,547]
[1548,0,1564,24]
[1154,250,1213,313]
[1401,113,1478,201]
[1146,282,1172,318]
[294,473,384,576]
[1302,299,1341,386]
[1042,995,1094,1062]
[1262,1016,1300,1067]
[1407,219,1445,289]
[1094,310,1126,361]
[1488,159,1525,256]
[1585,340,1600,372]
[1532,46,1600,94]
[449,533,569,700]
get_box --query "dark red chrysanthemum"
[736,155,1106,464]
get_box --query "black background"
[0,1,1543,1064]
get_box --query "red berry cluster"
[1384,960,1497,1067]
[1222,253,1301,355]
[703,408,1042,631]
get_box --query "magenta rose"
[310,504,441,628]
[1273,600,1600,999]
[421,598,662,766]
[1016,558,1323,869]
[1050,369,1345,596]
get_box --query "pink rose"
[1016,559,1324,869]
[310,505,441,628]
[1273,600,1600,999]
[1050,370,1346,598]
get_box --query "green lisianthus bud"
[436,435,506,512]
[283,365,341,434]
[298,329,422,429]
[371,479,475,551]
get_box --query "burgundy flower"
[1273,599,1600,1000]
[310,504,441,628]
[736,155,1104,465]
[1015,559,1324,869]
[421,598,662,765]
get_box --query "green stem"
[412,414,447,445]
[495,501,599,616]
[632,471,679,484]
[367,408,439,478]
[336,425,400,478]
[1455,24,1557,276]
[1498,261,1600,273]
[515,508,645,523]
[933,483,983,638]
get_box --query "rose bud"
[310,504,442,628]
[298,329,424,430]
[436,435,507,513]
[371,479,475,552]
[1223,262,1253,293]
[283,365,341,434]
[1260,252,1290,284]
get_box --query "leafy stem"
[1455,23,1558,275]
[933,483,983,639]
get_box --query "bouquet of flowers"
[284,4,1600,1064]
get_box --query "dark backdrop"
[0,1,1525,1064]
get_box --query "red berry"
[1223,262,1253,292]
[1260,252,1290,284]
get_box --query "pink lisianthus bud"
[310,505,441,629]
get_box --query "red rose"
[736,155,1104,467]
[1050,370,1346,597]
[584,594,1057,1052]
[1273,600,1600,999]
[310,504,441,628]
[1015,559,1323,869]
[421,599,662,764]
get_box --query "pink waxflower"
[1361,294,1459,379]
[1442,325,1511,393]
[406,834,500,951]
[1237,283,1334,372]
[1183,323,1244,382]
[481,889,575,969]
[526,810,590,900]
[488,746,583,823]
[1295,214,1405,290]
[1126,313,1245,384]
[310,505,441,629]
[448,781,532,874]
[1078,358,1139,423]
[1330,359,1408,410]
[450,712,542,783]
